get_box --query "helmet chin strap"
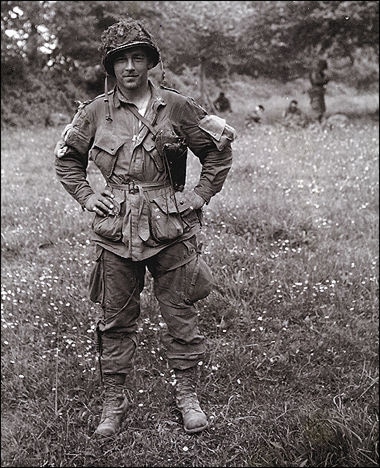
[104,74,113,122]
[159,58,166,86]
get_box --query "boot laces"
[176,393,203,414]
[102,379,126,417]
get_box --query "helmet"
[100,18,160,76]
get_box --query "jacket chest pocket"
[89,133,125,178]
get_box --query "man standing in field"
[54,18,235,437]
[308,58,330,123]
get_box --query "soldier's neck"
[118,82,151,109]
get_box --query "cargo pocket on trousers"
[184,256,214,304]
[89,249,104,304]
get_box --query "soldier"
[308,58,329,123]
[283,99,308,128]
[245,104,265,128]
[54,18,235,437]
[213,91,232,113]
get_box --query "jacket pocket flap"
[92,134,124,156]
[151,194,188,214]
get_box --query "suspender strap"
[127,105,157,137]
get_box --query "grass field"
[1,115,379,467]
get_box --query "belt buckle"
[128,181,139,194]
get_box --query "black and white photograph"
[1,1,379,466]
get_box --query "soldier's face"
[113,47,152,90]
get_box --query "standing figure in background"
[213,91,232,113]
[54,17,235,438]
[308,58,329,124]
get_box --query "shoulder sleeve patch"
[198,114,237,150]
[198,115,226,141]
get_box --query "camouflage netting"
[100,18,160,75]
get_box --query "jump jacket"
[55,81,234,261]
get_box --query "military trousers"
[309,89,326,123]
[89,236,213,375]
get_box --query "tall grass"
[1,116,378,467]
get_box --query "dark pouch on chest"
[155,129,187,192]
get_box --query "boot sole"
[184,422,209,434]
[94,430,118,438]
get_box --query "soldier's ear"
[147,57,156,70]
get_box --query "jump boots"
[94,373,128,437]
[174,366,208,434]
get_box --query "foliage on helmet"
[100,18,160,75]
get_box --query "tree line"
[1,0,378,126]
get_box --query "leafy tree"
[145,1,252,106]
[1,1,51,85]
[1,1,61,126]
[236,0,379,80]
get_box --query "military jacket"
[55,81,234,261]
[308,69,329,98]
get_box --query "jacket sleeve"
[177,98,236,203]
[54,106,95,208]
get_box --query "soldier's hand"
[54,139,67,158]
[190,192,206,210]
[175,190,205,211]
[85,190,115,216]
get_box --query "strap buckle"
[128,180,139,194]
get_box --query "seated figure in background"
[245,104,265,128]
[283,99,308,128]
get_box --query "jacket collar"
[112,80,166,112]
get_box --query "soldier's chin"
[122,77,139,87]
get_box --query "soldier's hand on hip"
[84,190,115,216]
[190,192,206,210]
[175,190,205,211]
